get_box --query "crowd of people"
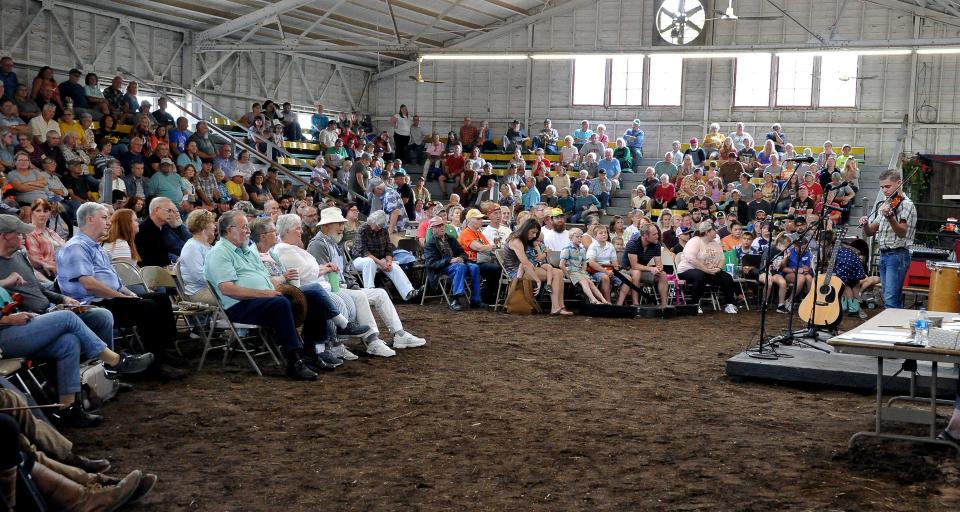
[0,55,907,509]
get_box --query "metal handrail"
[119,68,369,204]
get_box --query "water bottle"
[915,308,930,346]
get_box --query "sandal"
[550,309,574,316]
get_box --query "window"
[734,54,771,107]
[775,54,814,106]
[818,53,858,107]
[610,56,644,106]
[648,55,682,106]
[572,57,607,105]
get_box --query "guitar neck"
[821,228,847,281]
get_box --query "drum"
[928,262,960,313]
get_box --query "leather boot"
[31,461,140,512]
[0,466,16,509]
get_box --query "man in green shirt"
[148,158,184,205]
[204,210,327,381]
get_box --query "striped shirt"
[871,191,916,250]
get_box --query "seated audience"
[424,216,483,311]
[676,220,738,314]
[502,219,570,315]
[351,210,419,300]
[619,224,670,307]
[56,202,185,379]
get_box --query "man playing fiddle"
[858,169,917,309]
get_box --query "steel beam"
[295,0,351,41]
[195,0,318,43]
[862,0,960,21]
[410,0,470,44]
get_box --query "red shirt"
[655,183,676,205]
[460,125,478,145]
[445,154,465,176]
[805,182,823,203]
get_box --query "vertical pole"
[524,24,534,138]
[875,357,883,433]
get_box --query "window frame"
[773,53,816,108]
[816,53,860,109]
[571,57,609,107]
[732,54,773,108]
[609,55,646,107]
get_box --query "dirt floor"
[66,305,960,511]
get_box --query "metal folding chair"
[198,280,281,376]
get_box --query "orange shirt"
[458,227,489,262]
[721,234,741,252]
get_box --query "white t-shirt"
[272,242,323,285]
[585,240,616,265]
[542,228,571,252]
[482,225,511,246]
[393,115,411,136]
[677,235,723,274]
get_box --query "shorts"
[590,271,622,287]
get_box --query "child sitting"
[560,228,609,304]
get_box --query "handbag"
[80,361,119,410]
[506,268,541,315]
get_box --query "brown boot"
[0,466,16,509]
[31,461,140,512]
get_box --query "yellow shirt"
[226,180,245,200]
[58,120,84,144]
[703,132,726,148]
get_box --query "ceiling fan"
[409,57,445,84]
[707,0,780,21]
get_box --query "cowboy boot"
[31,460,140,512]
[0,466,15,509]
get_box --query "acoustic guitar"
[797,227,847,327]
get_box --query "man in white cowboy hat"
[306,207,426,355]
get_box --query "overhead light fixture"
[420,54,528,60]
[775,49,911,57]
[917,47,960,54]
[529,54,637,60]
[655,52,768,59]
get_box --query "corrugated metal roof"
[73,0,552,68]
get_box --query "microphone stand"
[746,173,795,359]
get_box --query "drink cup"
[327,272,341,293]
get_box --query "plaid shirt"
[196,172,219,202]
[379,187,409,231]
[872,192,917,250]
[352,224,395,260]
[102,86,124,111]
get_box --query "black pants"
[98,292,177,361]
[393,134,410,163]
[476,261,502,303]
[678,269,736,306]
[0,414,21,469]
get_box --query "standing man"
[859,169,916,309]
[0,57,17,99]
[623,119,645,167]
[459,117,477,154]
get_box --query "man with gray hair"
[367,177,408,238]
[28,103,59,144]
[56,202,186,380]
[204,210,322,380]
[134,197,178,267]
[351,210,419,301]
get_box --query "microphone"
[821,203,849,212]
[824,181,849,190]
[784,156,815,163]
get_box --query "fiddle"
[1,293,23,316]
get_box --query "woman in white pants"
[350,210,419,300]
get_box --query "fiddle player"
[858,169,917,309]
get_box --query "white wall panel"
[371,0,960,165]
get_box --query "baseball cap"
[160,158,175,166]
[550,208,564,217]
[233,201,260,216]
[690,138,698,144]
[464,209,484,220]
[429,216,446,227]
[0,214,35,234]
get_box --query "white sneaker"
[724,304,738,314]
[366,339,396,357]
[697,306,704,315]
[393,331,426,349]
[332,345,359,361]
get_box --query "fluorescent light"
[917,47,960,54]
[420,54,528,60]
[529,54,636,60]
[657,52,768,59]
[775,49,911,57]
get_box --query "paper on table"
[837,332,914,343]
[861,329,912,337]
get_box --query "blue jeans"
[0,310,107,396]
[445,262,482,302]
[78,308,114,349]
[597,191,610,208]
[878,247,910,309]
[226,297,301,352]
